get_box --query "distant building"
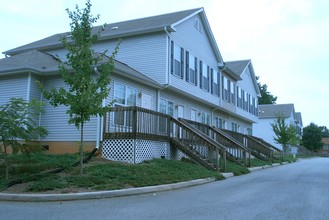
[253,103,302,153]
[320,138,329,156]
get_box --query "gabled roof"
[225,59,261,96]
[4,8,224,61]
[0,50,59,74]
[222,66,242,80]
[258,104,295,119]
[0,50,163,89]
[225,60,250,75]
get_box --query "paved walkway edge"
[0,177,216,202]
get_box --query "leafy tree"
[302,123,323,151]
[271,114,300,154]
[39,0,119,175]
[319,126,329,138]
[256,76,277,104]
[0,98,48,180]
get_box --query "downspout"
[211,64,227,126]
[156,26,173,112]
[94,67,101,149]
[26,72,32,102]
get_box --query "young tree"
[256,76,277,104]
[0,98,48,180]
[40,0,119,175]
[271,114,299,154]
[302,123,323,151]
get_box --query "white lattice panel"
[102,139,170,164]
[102,139,135,163]
[135,140,169,163]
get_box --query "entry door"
[141,93,152,109]
[178,105,184,119]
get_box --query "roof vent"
[111,26,119,30]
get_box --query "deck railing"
[212,129,275,162]
[248,136,283,161]
[103,106,226,171]
[180,119,250,166]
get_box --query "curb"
[0,177,216,202]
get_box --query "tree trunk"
[80,123,84,175]
[4,143,9,181]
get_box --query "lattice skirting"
[102,139,174,164]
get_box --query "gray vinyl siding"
[0,74,28,105]
[46,33,168,85]
[40,75,97,141]
[168,15,221,107]
[93,33,168,84]
[159,90,212,121]
[30,74,42,101]
[171,14,218,69]
[236,66,258,123]
[106,74,158,111]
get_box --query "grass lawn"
[0,152,298,193]
[0,153,225,193]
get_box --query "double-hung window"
[201,112,210,125]
[214,116,222,129]
[185,51,197,85]
[199,61,209,91]
[230,81,235,104]
[211,69,219,96]
[114,83,137,126]
[171,41,183,78]
[222,76,229,101]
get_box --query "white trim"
[26,72,32,102]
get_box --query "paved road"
[1,158,329,220]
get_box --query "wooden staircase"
[180,118,251,167]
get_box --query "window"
[185,51,197,85]
[113,83,137,126]
[244,92,248,111]
[222,76,229,101]
[211,69,219,96]
[199,61,209,91]
[171,41,183,78]
[215,116,222,129]
[201,112,210,125]
[231,122,238,132]
[230,81,235,104]
[114,83,137,106]
[237,86,242,108]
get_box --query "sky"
[1,0,328,128]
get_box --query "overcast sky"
[1,0,328,128]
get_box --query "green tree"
[271,114,299,154]
[302,123,323,151]
[0,98,48,180]
[256,76,277,104]
[39,0,119,175]
[320,126,329,138]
